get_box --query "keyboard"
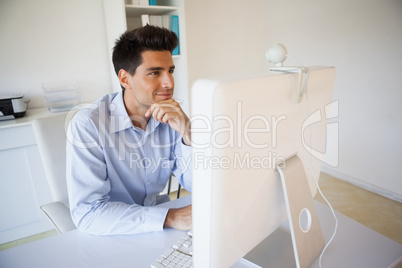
[151,230,193,268]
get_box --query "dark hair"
[112,25,178,80]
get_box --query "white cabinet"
[0,109,54,244]
[103,0,190,115]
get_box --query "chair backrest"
[32,112,71,206]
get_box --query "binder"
[162,15,171,30]
[141,14,150,26]
[171,15,180,55]
[150,15,163,27]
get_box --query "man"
[66,25,192,235]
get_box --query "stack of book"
[141,14,170,29]
[127,0,153,5]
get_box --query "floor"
[314,173,402,245]
[1,173,401,253]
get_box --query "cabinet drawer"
[0,125,36,151]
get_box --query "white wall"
[0,0,113,108]
[185,0,402,201]
[260,0,402,202]
[185,0,266,86]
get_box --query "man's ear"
[118,69,131,90]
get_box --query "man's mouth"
[155,92,173,99]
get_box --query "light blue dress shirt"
[66,91,192,235]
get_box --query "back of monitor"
[191,67,336,268]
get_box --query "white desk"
[0,195,401,268]
[245,201,402,268]
[0,196,193,268]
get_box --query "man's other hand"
[163,204,192,230]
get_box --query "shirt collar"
[109,91,161,134]
[145,113,161,136]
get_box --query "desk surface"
[0,196,401,268]
[0,196,193,268]
[245,201,402,268]
[0,108,50,129]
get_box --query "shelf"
[125,5,178,17]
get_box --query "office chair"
[167,174,182,199]
[32,112,76,233]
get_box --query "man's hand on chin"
[145,99,191,146]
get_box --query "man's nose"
[161,72,174,89]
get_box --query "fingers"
[145,99,191,144]
[146,99,181,124]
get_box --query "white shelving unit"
[125,5,178,17]
[103,0,189,115]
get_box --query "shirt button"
[147,182,151,185]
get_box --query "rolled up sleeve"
[172,137,193,192]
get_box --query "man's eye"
[169,69,175,74]
[149,71,159,76]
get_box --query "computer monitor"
[191,67,336,267]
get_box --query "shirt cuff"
[181,138,192,153]
[145,206,170,232]
[181,137,191,147]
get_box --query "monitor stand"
[276,155,325,268]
